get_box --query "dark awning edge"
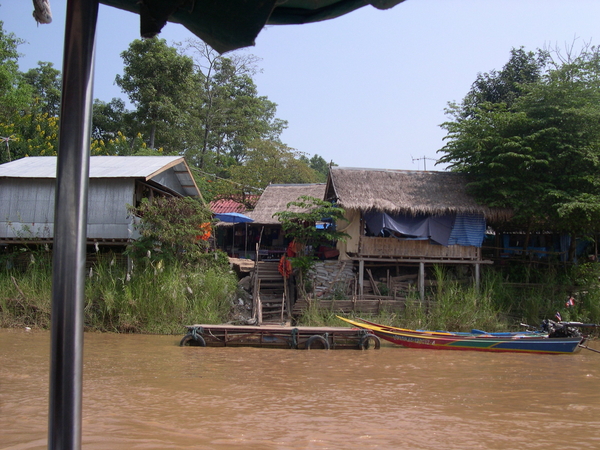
[99,0,405,53]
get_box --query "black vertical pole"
[48,1,98,449]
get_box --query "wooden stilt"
[419,262,425,303]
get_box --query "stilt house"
[0,156,201,248]
[324,167,509,297]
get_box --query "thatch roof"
[326,167,510,221]
[247,184,326,225]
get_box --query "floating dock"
[180,324,381,350]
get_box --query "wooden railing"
[358,236,480,260]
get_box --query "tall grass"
[331,263,600,332]
[4,251,600,333]
[0,252,53,328]
[295,299,340,326]
[1,252,239,333]
[421,265,508,332]
[84,256,239,334]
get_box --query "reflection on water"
[2,329,600,450]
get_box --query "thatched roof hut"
[326,167,510,221]
[248,184,326,225]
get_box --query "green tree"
[202,140,321,209]
[274,196,348,291]
[115,37,196,151]
[0,25,63,163]
[90,131,149,156]
[91,98,158,156]
[0,20,35,162]
[299,154,333,182]
[92,98,129,141]
[127,196,214,265]
[23,61,61,117]
[202,140,319,207]
[15,112,59,158]
[462,47,548,115]
[439,46,600,259]
[0,21,32,123]
[182,40,287,170]
[518,51,600,235]
[274,196,349,248]
[228,140,319,195]
[2,61,63,162]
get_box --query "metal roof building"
[0,156,201,245]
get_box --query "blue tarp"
[364,212,486,247]
[448,214,486,247]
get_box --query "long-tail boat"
[337,317,587,354]
[356,317,544,337]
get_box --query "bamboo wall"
[359,236,480,260]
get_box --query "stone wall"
[308,260,355,298]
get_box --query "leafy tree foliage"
[0,20,33,162]
[92,98,129,141]
[127,197,216,266]
[0,21,32,124]
[274,196,348,284]
[228,140,319,194]
[299,154,333,182]
[462,47,548,115]
[90,131,149,156]
[181,40,287,170]
[439,46,600,257]
[116,37,196,151]
[274,196,349,247]
[198,140,321,205]
[0,22,64,163]
[23,62,61,117]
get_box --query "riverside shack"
[247,183,327,259]
[0,156,200,248]
[324,167,510,297]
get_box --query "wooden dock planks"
[180,324,381,350]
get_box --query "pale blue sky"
[3,0,600,170]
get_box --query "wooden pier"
[180,324,381,350]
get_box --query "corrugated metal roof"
[0,156,201,197]
[0,156,179,178]
[210,199,247,214]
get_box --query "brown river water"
[2,329,600,450]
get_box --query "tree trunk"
[199,118,210,169]
[149,123,156,149]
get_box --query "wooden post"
[387,269,390,293]
[256,280,262,325]
[358,259,364,299]
[419,262,425,303]
[252,242,262,324]
[366,268,381,296]
[281,278,288,323]
[474,263,480,292]
[285,278,292,322]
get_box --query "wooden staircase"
[254,261,289,323]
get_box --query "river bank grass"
[303,264,600,333]
[0,253,238,334]
[2,255,600,334]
